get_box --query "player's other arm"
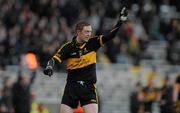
[43,43,69,76]
[43,58,55,76]
[100,7,128,45]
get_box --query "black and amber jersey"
[52,21,123,83]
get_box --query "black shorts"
[61,81,98,108]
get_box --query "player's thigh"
[83,103,98,113]
[60,104,74,113]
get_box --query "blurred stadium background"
[0,0,180,113]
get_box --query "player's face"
[78,25,92,43]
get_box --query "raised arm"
[100,7,128,44]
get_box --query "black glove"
[119,7,128,21]
[44,66,53,77]
[44,59,55,77]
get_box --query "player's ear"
[76,30,81,35]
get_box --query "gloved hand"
[43,66,53,77]
[119,7,128,21]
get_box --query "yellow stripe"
[99,35,104,47]
[79,43,86,49]
[53,55,62,63]
[66,51,96,70]
[110,27,119,32]
[53,42,70,63]
[57,42,71,53]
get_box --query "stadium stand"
[0,0,180,113]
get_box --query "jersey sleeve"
[101,20,122,44]
[89,35,104,51]
[52,42,70,63]
[91,20,123,51]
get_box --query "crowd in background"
[0,71,50,113]
[0,69,179,113]
[0,0,180,71]
[0,0,180,113]
[129,73,180,113]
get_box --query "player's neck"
[76,36,84,45]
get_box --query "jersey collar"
[72,36,86,49]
